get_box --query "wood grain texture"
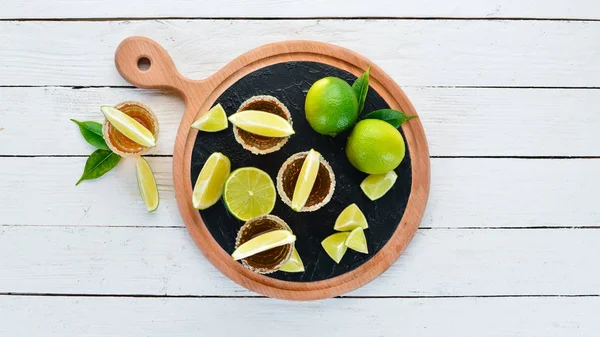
[1,157,598,228]
[2,87,599,156]
[2,0,598,19]
[1,226,598,297]
[1,20,599,87]
[1,296,598,337]
[112,37,429,299]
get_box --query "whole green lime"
[305,77,359,136]
[346,119,405,174]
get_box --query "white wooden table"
[1,1,599,336]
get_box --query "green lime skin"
[346,119,406,174]
[305,77,359,136]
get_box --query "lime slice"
[345,227,368,254]
[279,248,305,273]
[334,203,368,231]
[228,110,294,137]
[192,152,231,210]
[321,232,350,263]
[135,157,159,212]
[360,171,398,201]
[291,149,321,211]
[191,103,228,132]
[223,167,276,221]
[101,105,156,147]
[232,230,296,260]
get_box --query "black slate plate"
[190,61,411,282]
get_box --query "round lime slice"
[223,167,276,221]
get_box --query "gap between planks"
[1,17,600,22]
[0,293,597,299]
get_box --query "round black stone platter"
[190,61,411,282]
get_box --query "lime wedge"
[291,149,321,211]
[345,227,368,254]
[135,157,159,212]
[228,110,294,137]
[232,230,296,260]
[334,203,368,231]
[279,248,305,273]
[192,152,231,210]
[101,105,156,147]
[321,232,350,264]
[223,167,276,221]
[191,103,228,132]
[360,171,398,201]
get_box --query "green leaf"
[352,67,370,115]
[71,119,109,150]
[76,149,121,185]
[362,109,418,128]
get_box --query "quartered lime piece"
[191,103,228,132]
[192,152,231,210]
[232,230,296,261]
[334,203,368,231]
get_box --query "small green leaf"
[352,67,370,115]
[71,119,109,150]
[362,109,418,128]
[76,149,121,185]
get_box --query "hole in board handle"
[137,57,151,71]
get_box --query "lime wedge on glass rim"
[345,227,368,254]
[360,170,398,201]
[321,232,350,264]
[101,105,156,147]
[334,203,368,231]
[223,167,276,221]
[192,152,231,210]
[135,157,159,212]
[191,103,228,132]
[291,149,321,211]
[232,230,296,261]
[279,248,305,273]
[228,110,294,137]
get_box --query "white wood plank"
[1,226,599,296]
[1,20,599,87]
[2,87,599,156]
[3,0,599,20]
[1,295,597,336]
[1,157,598,228]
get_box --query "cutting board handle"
[115,36,201,96]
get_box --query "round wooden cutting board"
[114,36,430,300]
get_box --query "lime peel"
[232,230,296,261]
[101,105,156,147]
